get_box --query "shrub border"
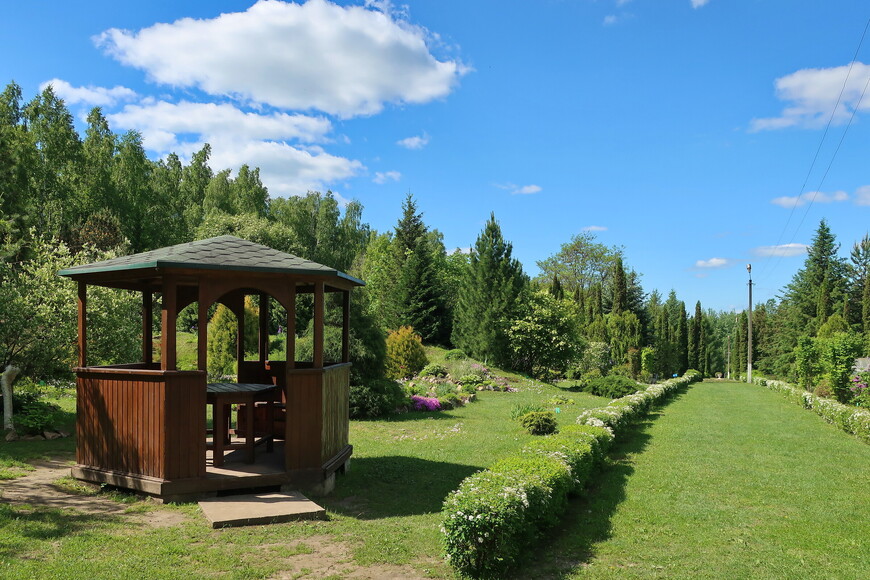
[440,371,702,578]
[753,377,870,444]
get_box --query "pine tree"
[689,301,702,370]
[550,274,564,300]
[452,213,527,366]
[611,256,627,315]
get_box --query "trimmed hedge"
[756,377,870,444]
[441,372,701,578]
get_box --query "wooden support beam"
[342,290,350,364]
[77,282,87,367]
[235,293,245,373]
[142,291,153,365]
[197,287,208,372]
[259,293,269,363]
[161,276,177,371]
[313,282,324,368]
[286,285,296,369]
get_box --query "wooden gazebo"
[59,235,363,501]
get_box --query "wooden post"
[235,294,245,373]
[313,282,324,368]
[77,282,87,368]
[259,293,269,363]
[197,289,208,372]
[286,285,296,369]
[142,290,153,365]
[161,276,177,371]
[342,289,350,364]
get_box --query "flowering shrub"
[756,377,870,444]
[410,394,441,412]
[441,374,701,578]
[441,425,612,578]
[849,373,870,408]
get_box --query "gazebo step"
[198,491,326,528]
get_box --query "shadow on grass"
[323,455,480,520]
[509,414,660,579]
[0,502,121,561]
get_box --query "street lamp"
[747,264,753,384]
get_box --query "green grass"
[5,374,866,578]
[519,380,870,579]
[0,358,605,578]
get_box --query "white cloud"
[691,0,711,8]
[582,225,608,232]
[108,100,332,150]
[397,132,430,149]
[513,184,542,195]
[603,15,619,26]
[855,185,870,206]
[95,0,468,118]
[750,62,870,131]
[770,190,849,208]
[752,243,809,257]
[695,257,729,268]
[40,78,137,107]
[373,170,401,184]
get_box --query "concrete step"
[198,491,326,528]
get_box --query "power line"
[757,17,870,284]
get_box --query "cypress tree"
[550,274,564,300]
[611,255,627,315]
[689,301,702,370]
[452,213,527,366]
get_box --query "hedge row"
[440,371,702,578]
[755,377,870,444]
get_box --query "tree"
[689,301,703,370]
[535,231,623,293]
[507,291,583,378]
[452,213,528,367]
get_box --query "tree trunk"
[2,365,21,434]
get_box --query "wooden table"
[207,383,278,467]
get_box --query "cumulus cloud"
[752,243,809,257]
[40,78,137,107]
[373,170,401,184]
[582,225,608,232]
[750,62,870,131]
[770,190,849,208]
[397,133,430,149]
[94,0,468,118]
[695,257,729,268]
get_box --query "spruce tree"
[611,256,627,315]
[689,301,702,370]
[452,213,527,366]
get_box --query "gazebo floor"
[72,440,348,503]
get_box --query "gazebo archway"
[60,235,362,500]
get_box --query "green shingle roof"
[58,235,364,285]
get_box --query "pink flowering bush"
[410,394,441,412]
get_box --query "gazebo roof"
[59,235,364,286]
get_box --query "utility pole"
[747,264,753,384]
[726,338,731,380]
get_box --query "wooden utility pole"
[747,264,753,384]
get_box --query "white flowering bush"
[755,377,870,444]
[441,425,612,578]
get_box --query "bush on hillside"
[582,375,641,399]
[348,379,406,419]
[385,326,428,380]
[519,411,558,435]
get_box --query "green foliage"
[207,304,236,378]
[507,290,584,379]
[444,348,467,360]
[11,392,65,436]
[581,375,641,399]
[572,341,611,377]
[419,363,448,378]
[452,213,528,368]
[348,379,406,419]
[519,411,558,435]
[385,326,428,380]
[441,425,613,578]
[509,402,546,420]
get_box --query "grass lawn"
[521,380,870,579]
[0,359,606,578]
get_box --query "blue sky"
[3,0,870,311]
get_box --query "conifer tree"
[452,213,527,366]
[550,274,564,300]
[689,301,703,370]
[611,256,627,315]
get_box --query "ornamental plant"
[385,326,428,380]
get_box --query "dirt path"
[0,457,186,528]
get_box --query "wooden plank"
[342,290,350,364]
[161,276,177,370]
[259,293,269,363]
[286,286,296,369]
